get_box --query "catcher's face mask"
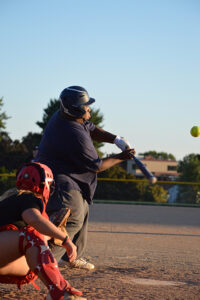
[50,179,55,196]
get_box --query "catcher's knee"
[19,226,71,299]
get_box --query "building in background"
[121,155,179,181]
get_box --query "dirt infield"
[0,203,200,299]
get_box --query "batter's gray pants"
[47,188,89,263]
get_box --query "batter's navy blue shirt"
[35,110,102,204]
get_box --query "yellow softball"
[190,126,200,137]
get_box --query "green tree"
[0,98,9,131]
[177,154,200,203]
[0,134,28,171]
[178,154,200,182]
[135,181,168,203]
[90,108,104,157]
[0,99,13,170]
[0,166,16,195]
[36,99,60,132]
[0,98,29,193]
[95,165,138,201]
[21,132,42,153]
[0,97,28,170]
[141,151,176,160]
[99,164,134,179]
[95,164,168,203]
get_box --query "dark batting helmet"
[16,162,54,204]
[59,86,95,118]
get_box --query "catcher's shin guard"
[19,226,83,299]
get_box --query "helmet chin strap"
[81,106,87,122]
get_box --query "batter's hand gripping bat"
[130,154,157,184]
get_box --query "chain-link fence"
[95,178,200,205]
[1,174,200,205]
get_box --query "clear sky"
[1,0,200,160]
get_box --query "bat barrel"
[130,154,157,184]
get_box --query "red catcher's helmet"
[16,162,54,204]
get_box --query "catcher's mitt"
[50,207,70,246]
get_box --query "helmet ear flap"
[69,104,86,118]
[60,100,85,118]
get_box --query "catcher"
[0,162,86,300]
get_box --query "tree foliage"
[136,182,168,203]
[178,154,200,182]
[0,98,9,132]
[0,99,30,173]
[141,151,176,160]
[99,164,134,179]
[90,107,104,157]
[95,164,168,203]
[36,99,60,132]
[0,166,16,195]
[21,132,42,153]
[0,136,27,169]
[177,154,200,203]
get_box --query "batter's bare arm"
[91,126,116,143]
[91,127,131,151]
[96,148,136,173]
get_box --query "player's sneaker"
[59,258,95,270]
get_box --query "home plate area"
[121,277,186,286]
